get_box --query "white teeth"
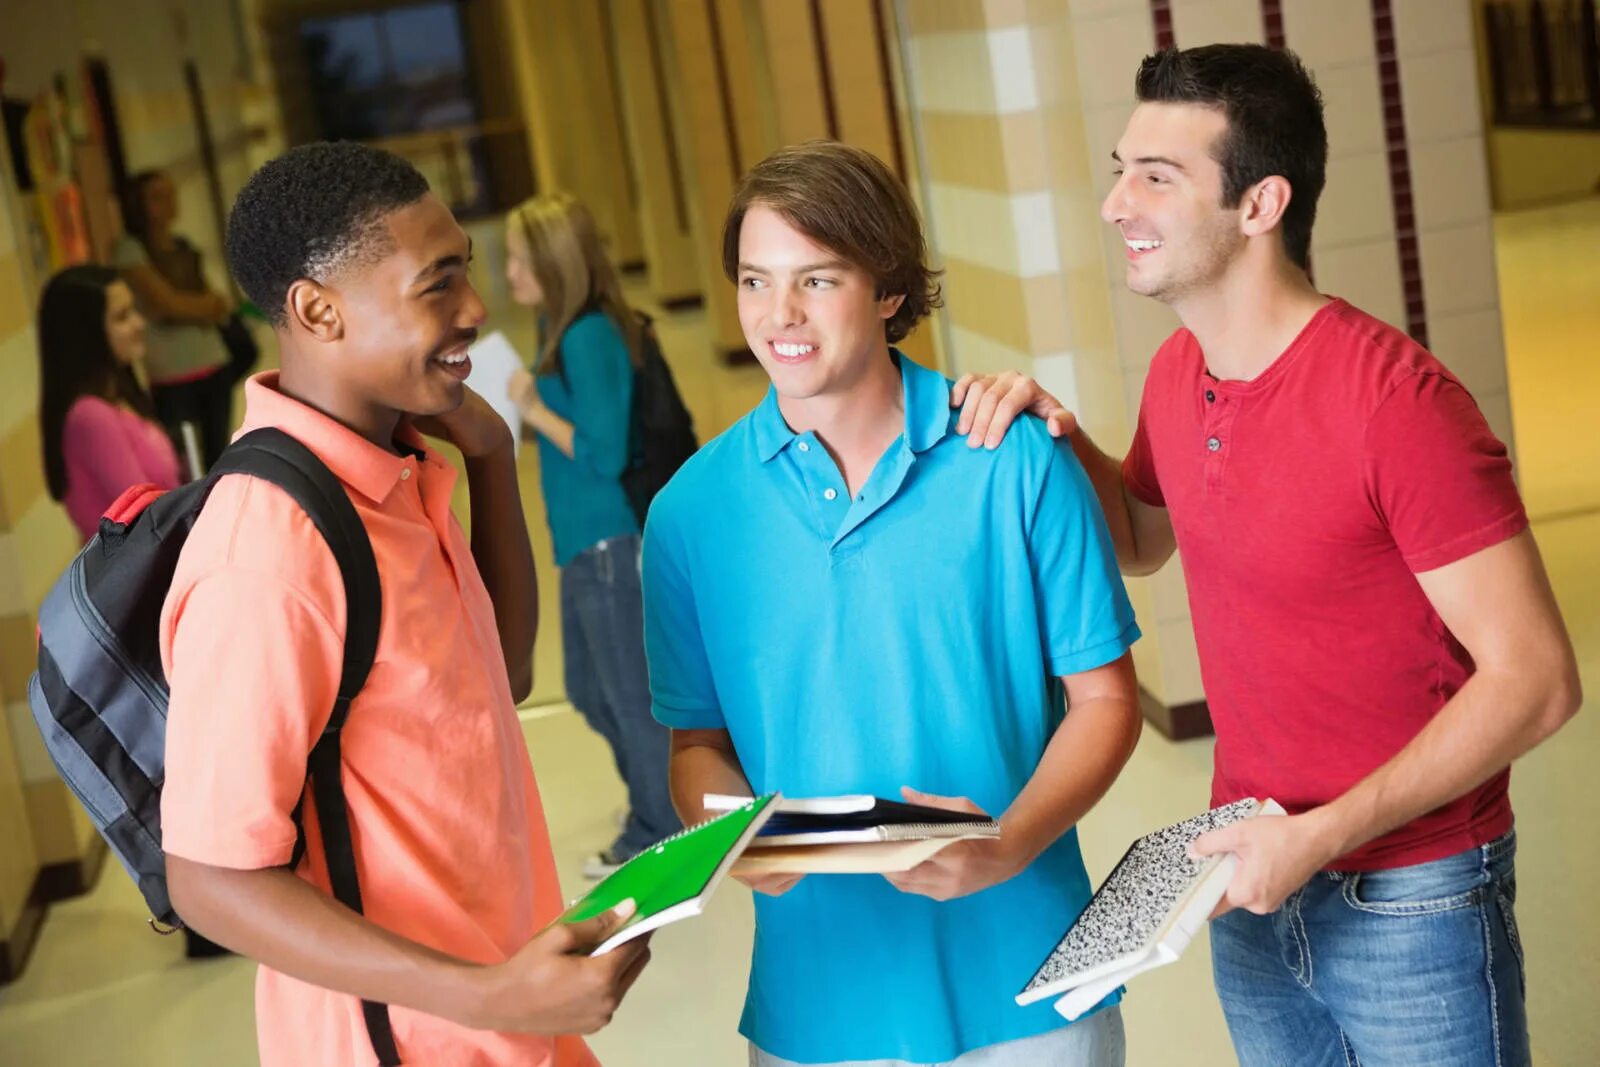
[774,342,815,357]
[440,353,467,365]
[1127,239,1163,252]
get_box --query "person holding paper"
[954,44,1580,1067]
[642,141,1143,1066]
[504,194,682,878]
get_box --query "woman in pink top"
[39,265,183,542]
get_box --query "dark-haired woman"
[38,265,182,542]
[113,169,235,470]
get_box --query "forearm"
[668,732,752,825]
[520,403,576,459]
[1001,690,1142,865]
[466,445,538,701]
[1065,429,1139,565]
[168,856,489,1027]
[1311,666,1580,858]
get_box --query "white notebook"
[1016,797,1286,1020]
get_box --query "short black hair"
[225,142,430,326]
[1135,45,1327,270]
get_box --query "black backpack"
[29,427,403,1065]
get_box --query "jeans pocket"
[1340,856,1486,916]
[1497,875,1527,998]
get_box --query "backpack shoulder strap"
[208,427,400,1066]
[211,427,380,712]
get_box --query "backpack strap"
[210,427,401,1066]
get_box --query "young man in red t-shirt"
[956,44,1580,1067]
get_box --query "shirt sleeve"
[1030,438,1143,677]
[159,566,343,869]
[1121,382,1165,507]
[561,314,635,480]
[641,505,724,730]
[1363,371,1528,574]
[62,399,164,516]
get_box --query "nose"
[1101,173,1132,226]
[772,282,804,329]
[461,279,489,329]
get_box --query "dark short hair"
[721,140,942,343]
[225,142,430,326]
[1135,45,1327,270]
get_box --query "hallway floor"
[1,200,1597,1065]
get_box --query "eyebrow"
[737,258,852,275]
[412,237,475,285]
[1111,150,1188,172]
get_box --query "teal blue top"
[641,352,1140,1062]
[534,310,639,566]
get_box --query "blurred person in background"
[504,193,682,878]
[38,265,181,543]
[113,168,238,470]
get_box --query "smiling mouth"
[770,341,817,362]
[1125,238,1164,255]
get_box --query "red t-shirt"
[1123,299,1529,870]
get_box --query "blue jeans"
[560,534,681,856]
[1212,830,1528,1067]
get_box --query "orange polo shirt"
[160,373,595,1067]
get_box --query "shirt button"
[400,468,412,480]
[797,441,811,453]
[1206,437,1221,452]
[824,488,838,501]
[1205,389,1216,403]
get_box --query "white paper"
[465,330,526,451]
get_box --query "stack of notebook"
[706,793,1002,875]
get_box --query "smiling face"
[303,193,488,422]
[1101,102,1246,305]
[734,204,903,403]
[102,281,147,367]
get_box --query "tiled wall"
[896,0,1515,711]
[0,0,283,956]
[0,135,47,964]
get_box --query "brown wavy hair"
[721,140,942,343]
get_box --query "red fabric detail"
[103,483,168,526]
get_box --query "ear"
[878,291,907,321]
[1240,175,1293,241]
[285,278,344,342]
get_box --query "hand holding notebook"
[561,794,780,955]
[1016,797,1287,1020]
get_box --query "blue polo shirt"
[533,309,639,566]
[642,352,1140,1064]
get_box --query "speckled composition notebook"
[1016,797,1286,1019]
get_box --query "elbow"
[1539,662,1584,739]
[508,660,534,705]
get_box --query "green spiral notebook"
[561,793,781,955]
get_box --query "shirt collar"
[236,371,435,504]
[753,349,954,463]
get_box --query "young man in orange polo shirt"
[159,142,649,1065]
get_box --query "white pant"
[748,1006,1126,1067]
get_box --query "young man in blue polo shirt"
[641,140,1143,1066]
